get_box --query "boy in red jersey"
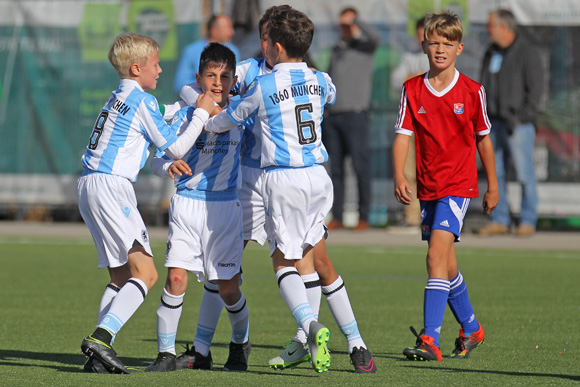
[393,11,499,361]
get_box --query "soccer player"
[180,5,376,374]
[393,11,499,361]
[145,43,250,372]
[204,6,336,373]
[78,32,215,374]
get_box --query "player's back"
[230,62,336,169]
[82,79,175,182]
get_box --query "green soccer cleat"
[268,339,311,370]
[307,321,331,373]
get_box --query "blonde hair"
[108,33,159,78]
[424,11,463,42]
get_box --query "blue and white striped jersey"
[234,57,272,169]
[227,62,336,168]
[155,103,244,195]
[81,79,178,183]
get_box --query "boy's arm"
[164,93,215,159]
[392,133,412,205]
[476,134,499,214]
[204,110,238,133]
[179,83,202,106]
[162,100,188,121]
[151,156,192,180]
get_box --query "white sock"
[276,267,316,334]
[294,273,321,344]
[323,276,366,353]
[225,292,249,344]
[156,288,184,355]
[98,277,148,337]
[194,281,223,357]
[98,283,120,325]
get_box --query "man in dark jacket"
[323,6,380,231]
[477,9,544,237]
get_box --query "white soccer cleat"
[268,339,310,370]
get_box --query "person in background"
[476,9,544,238]
[173,14,241,94]
[323,6,380,231]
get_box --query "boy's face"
[260,21,273,68]
[136,50,162,91]
[196,64,237,107]
[423,31,463,72]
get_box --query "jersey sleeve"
[394,85,414,136]
[227,80,261,125]
[322,71,337,106]
[235,58,262,96]
[474,85,492,136]
[179,83,202,106]
[139,94,179,152]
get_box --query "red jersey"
[395,70,491,200]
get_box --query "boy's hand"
[394,176,412,205]
[482,189,499,214]
[196,92,216,115]
[210,104,223,117]
[168,160,192,179]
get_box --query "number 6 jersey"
[224,62,336,169]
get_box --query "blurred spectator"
[173,14,241,93]
[389,17,429,231]
[476,9,544,238]
[323,6,380,231]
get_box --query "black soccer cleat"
[350,347,377,373]
[81,334,130,374]
[145,352,177,372]
[175,344,214,370]
[223,341,251,371]
[83,357,109,373]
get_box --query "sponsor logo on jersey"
[148,100,157,111]
[439,220,450,227]
[454,103,464,114]
[195,139,205,149]
[418,106,426,114]
[122,206,131,217]
[218,262,236,267]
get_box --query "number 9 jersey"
[226,62,336,169]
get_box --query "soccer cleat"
[402,326,442,362]
[81,334,130,374]
[175,344,213,370]
[83,357,109,373]
[449,322,485,359]
[268,339,311,370]
[223,341,251,371]
[307,321,331,373]
[145,352,176,372]
[350,347,377,373]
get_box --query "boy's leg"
[314,240,376,373]
[219,274,250,371]
[82,248,157,374]
[145,267,189,372]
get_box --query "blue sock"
[423,278,450,347]
[448,271,479,336]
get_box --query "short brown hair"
[259,5,292,38]
[424,11,463,42]
[108,33,159,78]
[267,6,314,60]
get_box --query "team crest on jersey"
[141,229,149,243]
[454,103,464,114]
[148,100,156,111]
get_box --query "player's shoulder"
[457,72,483,91]
[237,57,263,68]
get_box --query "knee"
[219,280,241,305]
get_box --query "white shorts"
[165,193,243,282]
[77,172,152,269]
[239,165,267,245]
[262,165,333,259]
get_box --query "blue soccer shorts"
[420,196,471,242]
